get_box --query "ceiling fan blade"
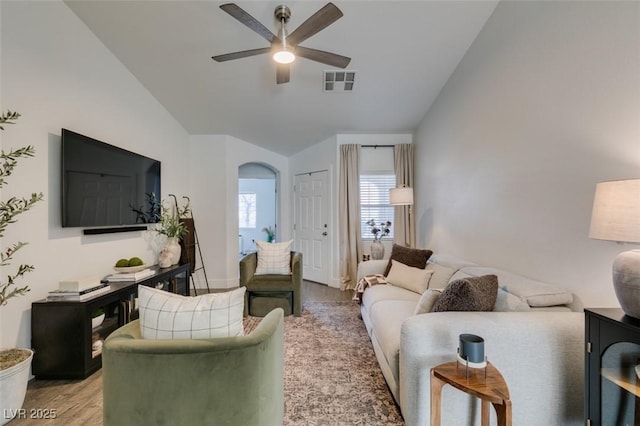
[276,64,290,84]
[212,47,271,62]
[287,2,343,46]
[220,3,279,43]
[295,46,351,68]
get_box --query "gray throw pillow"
[383,244,433,276]
[432,274,499,312]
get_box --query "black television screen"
[61,129,161,228]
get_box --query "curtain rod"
[361,144,394,148]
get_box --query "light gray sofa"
[357,254,584,426]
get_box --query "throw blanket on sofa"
[353,274,387,302]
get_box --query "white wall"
[0,1,190,349]
[189,135,289,288]
[414,1,640,308]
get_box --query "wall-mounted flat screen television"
[61,129,161,228]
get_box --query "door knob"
[322,232,328,236]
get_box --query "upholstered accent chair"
[102,308,285,426]
[240,251,303,317]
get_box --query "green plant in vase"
[155,200,190,266]
[0,111,44,307]
[0,110,44,424]
[262,226,276,243]
[155,202,190,239]
[366,218,391,260]
[92,308,105,318]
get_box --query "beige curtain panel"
[394,144,415,247]
[339,144,362,290]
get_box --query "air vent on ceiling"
[323,70,356,92]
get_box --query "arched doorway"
[238,163,279,257]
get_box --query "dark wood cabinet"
[31,264,189,379]
[585,308,640,426]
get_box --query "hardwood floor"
[12,281,353,425]
[303,280,353,302]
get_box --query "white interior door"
[294,171,329,284]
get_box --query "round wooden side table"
[430,360,512,426]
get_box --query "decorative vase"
[0,349,33,426]
[370,240,385,260]
[164,237,182,266]
[158,247,172,268]
[91,313,105,329]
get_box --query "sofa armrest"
[105,309,284,354]
[357,260,388,281]
[103,309,284,426]
[239,252,257,287]
[399,311,584,426]
[291,251,302,281]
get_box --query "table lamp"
[390,186,414,247]
[589,179,640,317]
[389,186,414,206]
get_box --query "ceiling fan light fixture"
[273,48,295,64]
[214,3,350,83]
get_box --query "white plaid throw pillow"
[255,240,292,275]
[138,285,245,339]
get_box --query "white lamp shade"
[389,187,414,206]
[589,179,640,243]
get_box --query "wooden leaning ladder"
[169,194,211,295]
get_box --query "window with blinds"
[360,174,396,239]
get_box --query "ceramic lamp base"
[613,249,640,319]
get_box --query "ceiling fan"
[212,2,351,84]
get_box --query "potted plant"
[91,308,105,329]
[262,225,276,243]
[155,200,189,266]
[0,110,44,425]
[366,219,391,260]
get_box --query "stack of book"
[106,268,154,282]
[47,275,111,301]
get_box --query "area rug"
[246,301,404,426]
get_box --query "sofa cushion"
[255,240,292,275]
[361,284,421,312]
[460,266,573,307]
[138,286,245,339]
[432,275,499,312]
[449,270,472,281]
[413,289,442,315]
[426,263,459,290]
[369,299,416,388]
[429,254,478,270]
[384,244,433,276]
[386,260,434,294]
[493,288,531,312]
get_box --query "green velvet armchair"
[240,251,303,317]
[102,308,284,426]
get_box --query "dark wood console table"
[31,263,189,379]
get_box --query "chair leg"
[293,291,301,317]
[243,291,250,317]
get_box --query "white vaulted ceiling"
[64,0,498,156]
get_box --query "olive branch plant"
[0,111,44,307]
